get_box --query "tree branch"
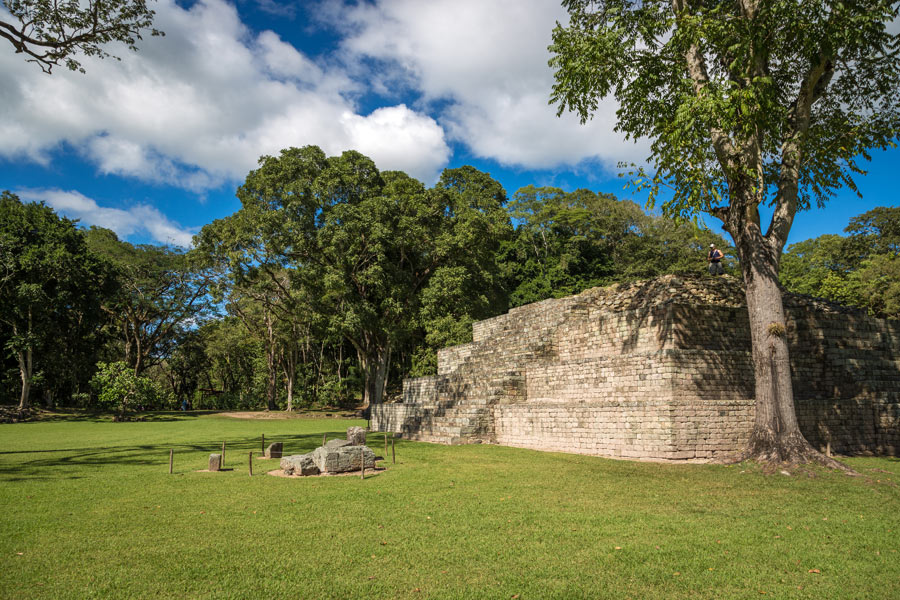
[671,0,738,174]
[768,56,835,253]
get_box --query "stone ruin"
[264,442,283,459]
[372,274,900,461]
[281,427,376,476]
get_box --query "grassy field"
[1,412,898,599]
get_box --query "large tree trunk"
[265,348,277,411]
[264,313,277,411]
[357,338,390,411]
[17,348,32,410]
[14,314,33,409]
[281,351,295,413]
[732,228,848,469]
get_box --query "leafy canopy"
[1,0,162,73]
[549,0,900,225]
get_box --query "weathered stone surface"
[264,442,283,459]
[208,453,222,471]
[372,274,900,460]
[324,438,352,449]
[347,426,366,445]
[312,445,375,473]
[281,453,319,476]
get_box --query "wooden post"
[249,451,253,476]
[323,433,327,446]
[261,434,265,454]
[360,447,365,479]
[168,448,173,474]
[391,437,395,464]
[384,433,388,458]
[826,441,832,458]
[221,441,226,468]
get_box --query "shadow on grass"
[28,409,233,424]
[0,431,359,482]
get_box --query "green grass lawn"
[1,412,898,599]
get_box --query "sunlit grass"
[1,412,898,599]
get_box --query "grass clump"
[1,412,898,599]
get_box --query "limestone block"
[208,454,222,471]
[325,438,352,449]
[347,426,366,446]
[264,442,283,459]
[281,453,319,476]
[311,445,376,474]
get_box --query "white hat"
[710,243,715,247]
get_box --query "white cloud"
[0,0,451,188]
[0,0,643,201]
[16,188,195,248]
[331,0,648,170]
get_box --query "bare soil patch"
[223,410,357,420]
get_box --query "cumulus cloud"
[330,0,647,170]
[0,0,451,188]
[16,188,195,248]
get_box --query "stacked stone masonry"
[371,275,900,461]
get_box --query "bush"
[90,362,161,415]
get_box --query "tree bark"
[356,338,390,411]
[729,223,850,470]
[14,313,33,410]
[17,348,31,410]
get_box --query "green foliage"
[85,227,213,376]
[197,146,511,406]
[0,0,163,73]
[90,361,161,414]
[550,1,900,221]
[0,191,114,408]
[502,186,732,307]
[781,207,900,319]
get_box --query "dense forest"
[2,147,896,413]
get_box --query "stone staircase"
[377,295,574,444]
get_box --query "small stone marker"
[209,453,222,472]
[347,426,366,446]
[264,442,283,459]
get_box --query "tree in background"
[0,0,162,73]
[503,186,732,308]
[0,192,113,408]
[197,317,261,409]
[550,0,900,466]
[781,207,900,319]
[410,166,512,375]
[91,361,160,417]
[196,163,328,412]
[85,227,213,377]
[198,146,512,411]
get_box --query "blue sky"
[1,0,896,250]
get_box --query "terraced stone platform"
[372,275,900,461]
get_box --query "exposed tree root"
[738,429,859,475]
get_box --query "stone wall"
[372,275,900,461]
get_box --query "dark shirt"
[708,249,722,262]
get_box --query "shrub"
[90,362,161,416]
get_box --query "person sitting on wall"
[707,243,724,276]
